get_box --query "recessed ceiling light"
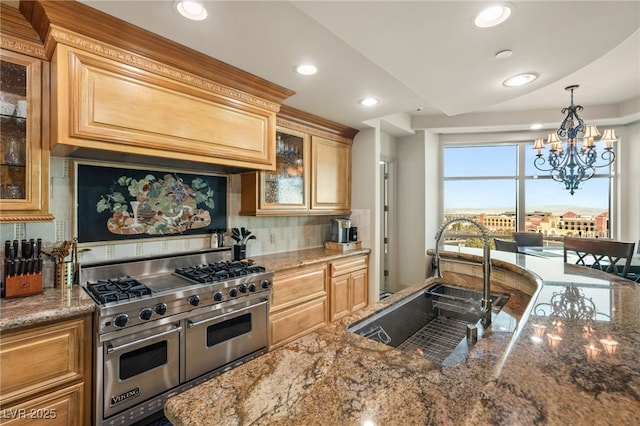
[295,64,318,76]
[530,123,543,130]
[503,73,538,87]
[495,50,513,59]
[175,1,208,21]
[359,97,379,107]
[475,4,513,28]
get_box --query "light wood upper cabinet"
[0,48,52,222]
[311,136,351,212]
[18,0,295,170]
[240,127,310,215]
[240,106,357,216]
[51,44,277,170]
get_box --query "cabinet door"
[270,298,327,349]
[0,382,84,426]
[270,265,326,313]
[52,44,276,170]
[311,136,351,213]
[241,127,309,215]
[350,268,368,313]
[330,274,351,321]
[0,49,52,221]
[0,317,89,407]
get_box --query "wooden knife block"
[4,273,43,298]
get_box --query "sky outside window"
[445,145,516,177]
[444,144,610,216]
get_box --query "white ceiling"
[71,1,640,134]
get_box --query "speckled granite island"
[165,247,640,426]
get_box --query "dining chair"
[494,238,519,253]
[628,240,640,282]
[512,232,543,247]
[563,236,636,279]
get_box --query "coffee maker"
[330,218,351,243]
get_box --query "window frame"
[442,140,614,242]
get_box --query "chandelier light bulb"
[600,128,618,148]
[599,337,619,355]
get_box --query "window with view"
[443,142,612,248]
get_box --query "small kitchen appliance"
[330,218,351,243]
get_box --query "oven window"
[119,341,167,380]
[206,313,252,347]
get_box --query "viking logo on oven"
[110,387,140,406]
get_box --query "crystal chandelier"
[533,85,617,195]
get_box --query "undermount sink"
[348,283,510,366]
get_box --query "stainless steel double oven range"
[80,249,273,426]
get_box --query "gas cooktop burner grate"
[86,277,154,304]
[174,261,267,283]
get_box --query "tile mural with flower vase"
[76,162,227,243]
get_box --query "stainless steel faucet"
[432,217,492,328]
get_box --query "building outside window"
[442,142,612,247]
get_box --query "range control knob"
[154,303,168,315]
[228,288,239,298]
[248,283,257,292]
[239,283,248,293]
[188,295,200,306]
[261,279,270,289]
[139,308,153,321]
[213,291,223,302]
[114,314,129,328]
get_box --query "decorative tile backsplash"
[0,157,347,265]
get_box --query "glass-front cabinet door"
[0,49,51,221]
[259,127,309,212]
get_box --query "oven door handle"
[186,299,268,329]
[105,325,182,354]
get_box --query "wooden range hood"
[19,0,296,172]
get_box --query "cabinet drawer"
[271,265,327,312]
[0,382,84,426]
[330,255,368,277]
[270,298,327,349]
[0,318,87,405]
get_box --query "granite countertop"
[0,285,95,331]
[249,247,371,272]
[165,248,640,425]
[0,248,369,332]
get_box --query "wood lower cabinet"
[0,315,91,426]
[330,255,369,321]
[269,264,328,349]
